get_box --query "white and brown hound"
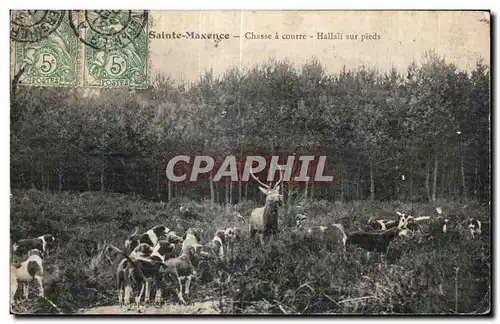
[294,214,330,237]
[164,231,184,244]
[224,227,242,242]
[367,211,429,232]
[224,227,242,260]
[159,245,199,305]
[428,216,450,235]
[467,217,490,239]
[125,225,171,251]
[11,249,44,300]
[115,243,153,307]
[13,234,55,257]
[113,241,176,307]
[203,230,227,262]
[367,213,406,231]
[181,228,202,253]
[144,240,177,304]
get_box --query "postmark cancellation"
[10,10,150,89]
[11,10,79,87]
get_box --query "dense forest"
[10,51,490,205]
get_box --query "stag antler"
[249,166,270,189]
[272,164,284,189]
[249,162,284,189]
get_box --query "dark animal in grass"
[345,227,412,253]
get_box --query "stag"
[248,164,284,245]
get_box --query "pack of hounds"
[10,204,488,309]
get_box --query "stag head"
[250,164,284,203]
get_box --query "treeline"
[10,51,490,204]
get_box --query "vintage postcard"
[9,10,491,315]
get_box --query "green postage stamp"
[10,10,150,88]
[10,10,79,87]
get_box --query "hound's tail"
[108,245,135,265]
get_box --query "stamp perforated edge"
[10,10,150,89]
[81,10,151,90]
[10,10,81,89]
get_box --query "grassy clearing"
[10,189,490,314]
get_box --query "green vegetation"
[11,52,490,204]
[10,190,490,314]
[10,52,490,314]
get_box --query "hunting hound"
[11,249,44,300]
[125,225,171,251]
[13,234,55,257]
[159,245,199,305]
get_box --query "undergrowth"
[10,189,490,314]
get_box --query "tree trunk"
[287,182,292,212]
[86,172,91,191]
[283,182,290,212]
[209,172,215,203]
[304,179,308,200]
[310,178,315,199]
[425,159,431,202]
[229,180,233,206]
[356,168,360,201]
[340,169,345,203]
[167,179,172,202]
[448,167,453,199]
[370,161,375,201]
[100,169,105,192]
[474,159,478,196]
[409,146,414,203]
[215,181,219,204]
[432,154,438,203]
[30,162,36,190]
[156,168,160,200]
[282,182,287,209]
[244,182,248,200]
[360,177,363,200]
[238,179,242,203]
[58,172,63,192]
[46,172,50,191]
[461,154,467,199]
[135,169,139,195]
[41,172,47,192]
[225,179,229,206]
